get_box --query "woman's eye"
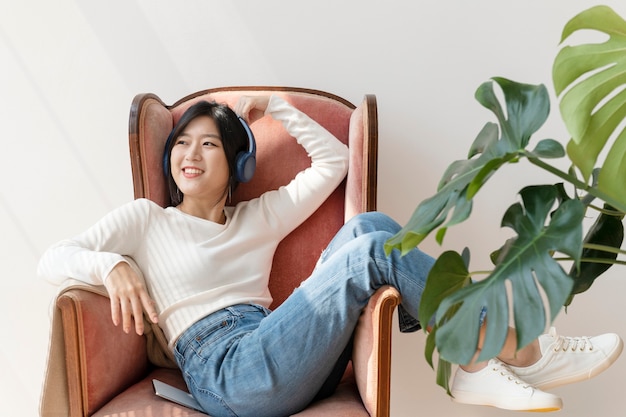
[175,139,187,145]
[203,141,216,147]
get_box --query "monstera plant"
[385,5,626,391]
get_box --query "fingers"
[140,291,160,324]
[109,293,142,335]
[234,97,251,120]
[110,291,157,335]
[105,262,158,335]
[110,294,121,327]
[130,295,146,335]
[234,95,270,123]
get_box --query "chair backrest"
[129,87,377,308]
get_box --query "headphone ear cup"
[235,117,257,183]
[235,151,256,183]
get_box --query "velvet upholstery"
[54,87,401,417]
[57,289,150,416]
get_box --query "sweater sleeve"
[250,95,349,237]
[37,199,151,286]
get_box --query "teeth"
[184,168,202,174]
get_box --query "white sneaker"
[510,327,623,390]
[451,358,562,412]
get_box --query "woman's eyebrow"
[180,132,222,140]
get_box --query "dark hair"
[164,100,249,206]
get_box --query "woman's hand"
[234,95,270,124]
[104,261,159,335]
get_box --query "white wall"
[2,0,625,416]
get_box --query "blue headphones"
[162,116,256,183]
[235,116,257,183]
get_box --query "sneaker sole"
[536,335,624,390]
[451,391,562,412]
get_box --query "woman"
[39,94,623,416]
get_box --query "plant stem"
[525,155,626,213]
[580,258,626,267]
[583,243,626,256]
[468,270,493,278]
[554,257,626,267]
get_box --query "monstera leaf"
[385,78,553,255]
[566,204,625,306]
[553,5,626,212]
[419,250,471,393]
[429,185,584,366]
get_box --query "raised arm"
[242,95,350,237]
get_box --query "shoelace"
[549,327,593,352]
[490,359,531,389]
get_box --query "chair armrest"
[57,289,150,416]
[352,285,401,417]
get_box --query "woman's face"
[170,115,230,203]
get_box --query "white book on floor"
[152,379,206,414]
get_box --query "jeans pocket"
[187,314,239,361]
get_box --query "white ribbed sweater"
[38,95,349,349]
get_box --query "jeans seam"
[185,370,239,417]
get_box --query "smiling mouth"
[183,167,203,175]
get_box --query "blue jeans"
[173,212,434,417]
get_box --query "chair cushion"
[292,367,370,417]
[92,366,368,417]
[92,368,206,417]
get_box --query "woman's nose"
[185,144,201,160]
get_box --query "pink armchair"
[46,87,401,417]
